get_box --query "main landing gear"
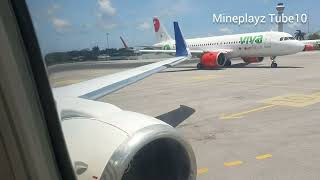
[224,60,232,67]
[270,56,278,68]
[197,63,202,69]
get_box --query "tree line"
[45,46,135,66]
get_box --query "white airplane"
[141,17,310,68]
[53,22,196,180]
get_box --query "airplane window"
[21,1,320,180]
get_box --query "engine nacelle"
[241,57,264,63]
[200,52,226,68]
[303,44,315,51]
[59,98,197,180]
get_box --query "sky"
[25,0,320,55]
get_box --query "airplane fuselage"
[153,31,305,59]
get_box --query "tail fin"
[174,22,190,57]
[120,36,128,49]
[153,17,173,43]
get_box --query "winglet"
[174,22,190,57]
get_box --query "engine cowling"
[241,57,264,63]
[200,52,226,68]
[303,44,315,51]
[59,98,196,180]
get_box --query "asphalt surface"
[50,51,320,180]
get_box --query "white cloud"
[47,4,60,15]
[46,4,71,33]
[137,22,151,31]
[51,17,71,32]
[98,0,116,16]
[219,27,232,34]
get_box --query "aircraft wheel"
[271,62,278,68]
[197,63,202,69]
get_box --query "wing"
[140,48,233,55]
[53,22,190,101]
[140,49,203,54]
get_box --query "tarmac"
[50,51,320,180]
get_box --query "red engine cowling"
[241,57,264,63]
[303,44,315,51]
[200,52,226,68]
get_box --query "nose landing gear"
[270,56,278,68]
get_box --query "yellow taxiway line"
[220,104,277,120]
[197,168,209,175]
[224,160,243,167]
[256,154,272,160]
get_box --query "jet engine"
[60,98,197,180]
[241,57,264,63]
[303,44,315,51]
[197,52,226,69]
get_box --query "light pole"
[106,33,110,58]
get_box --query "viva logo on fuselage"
[162,44,171,50]
[240,35,263,44]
